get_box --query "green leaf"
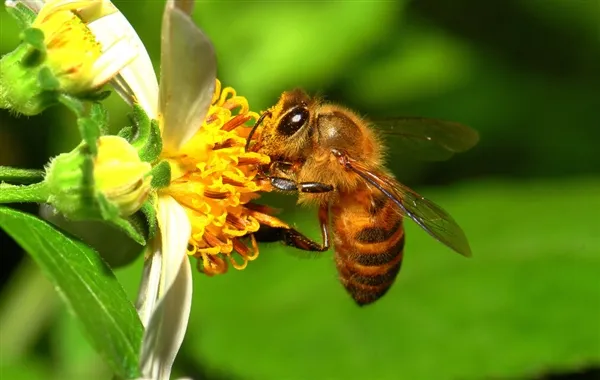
[185,178,600,380]
[0,207,143,379]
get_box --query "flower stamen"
[162,79,288,275]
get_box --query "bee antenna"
[245,111,272,151]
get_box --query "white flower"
[119,0,276,376]
[5,0,146,95]
[13,1,216,378]
[111,0,217,379]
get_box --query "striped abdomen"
[331,188,405,306]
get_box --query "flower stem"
[0,166,45,184]
[0,182,50,203]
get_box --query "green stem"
[0,181,50,203]
[0,166,45,184]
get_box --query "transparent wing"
[373,117,479,161]
[339,155,472,257]
[159,0,217,151]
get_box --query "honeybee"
[247,90,479,306]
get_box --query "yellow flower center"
[161,80,284,276]
[33,0,103,93]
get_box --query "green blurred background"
[1,0,599,379]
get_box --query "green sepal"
[118,126,134,142]
[149,160,171,189]
[21,28,45,52]
[38,67,59,91]
[140,198,157,240]
[129,104,150,145]
[45,143,98,220]
[98,196,146,246]
[144,119,163,163]
[5,2,37,30]
[90,102,109,135]
[80,91,112,102]
[0,40,59,115]
[128,105,163,163]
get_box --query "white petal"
[37,0,108,20]
[159,0,216,152]
[88,32,138,89]
[140,249,192,380]
[76,0,118,23]
[135,244,162,328]
[156,195,191,294]
[87,11,159,118]
[138,195,193,379]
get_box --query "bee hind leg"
[254,226,328,252]
[254,204,331,253]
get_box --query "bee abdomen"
[335,222,405,306]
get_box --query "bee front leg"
[267,160,334,193]
[270,177,334,193]
[254,204,331,252]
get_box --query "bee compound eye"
[278,107,310,136]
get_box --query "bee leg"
[254,225,327,252]
[254,204,331,252]
[270,177,334,193]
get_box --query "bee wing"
[340,155,472,257]
[372,117,479,161]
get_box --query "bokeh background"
[1,0,599,379]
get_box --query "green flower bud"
[45,136,152,220]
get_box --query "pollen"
[162,80,278,276]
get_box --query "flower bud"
[45,136,152,220]
[0,0,139,115]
